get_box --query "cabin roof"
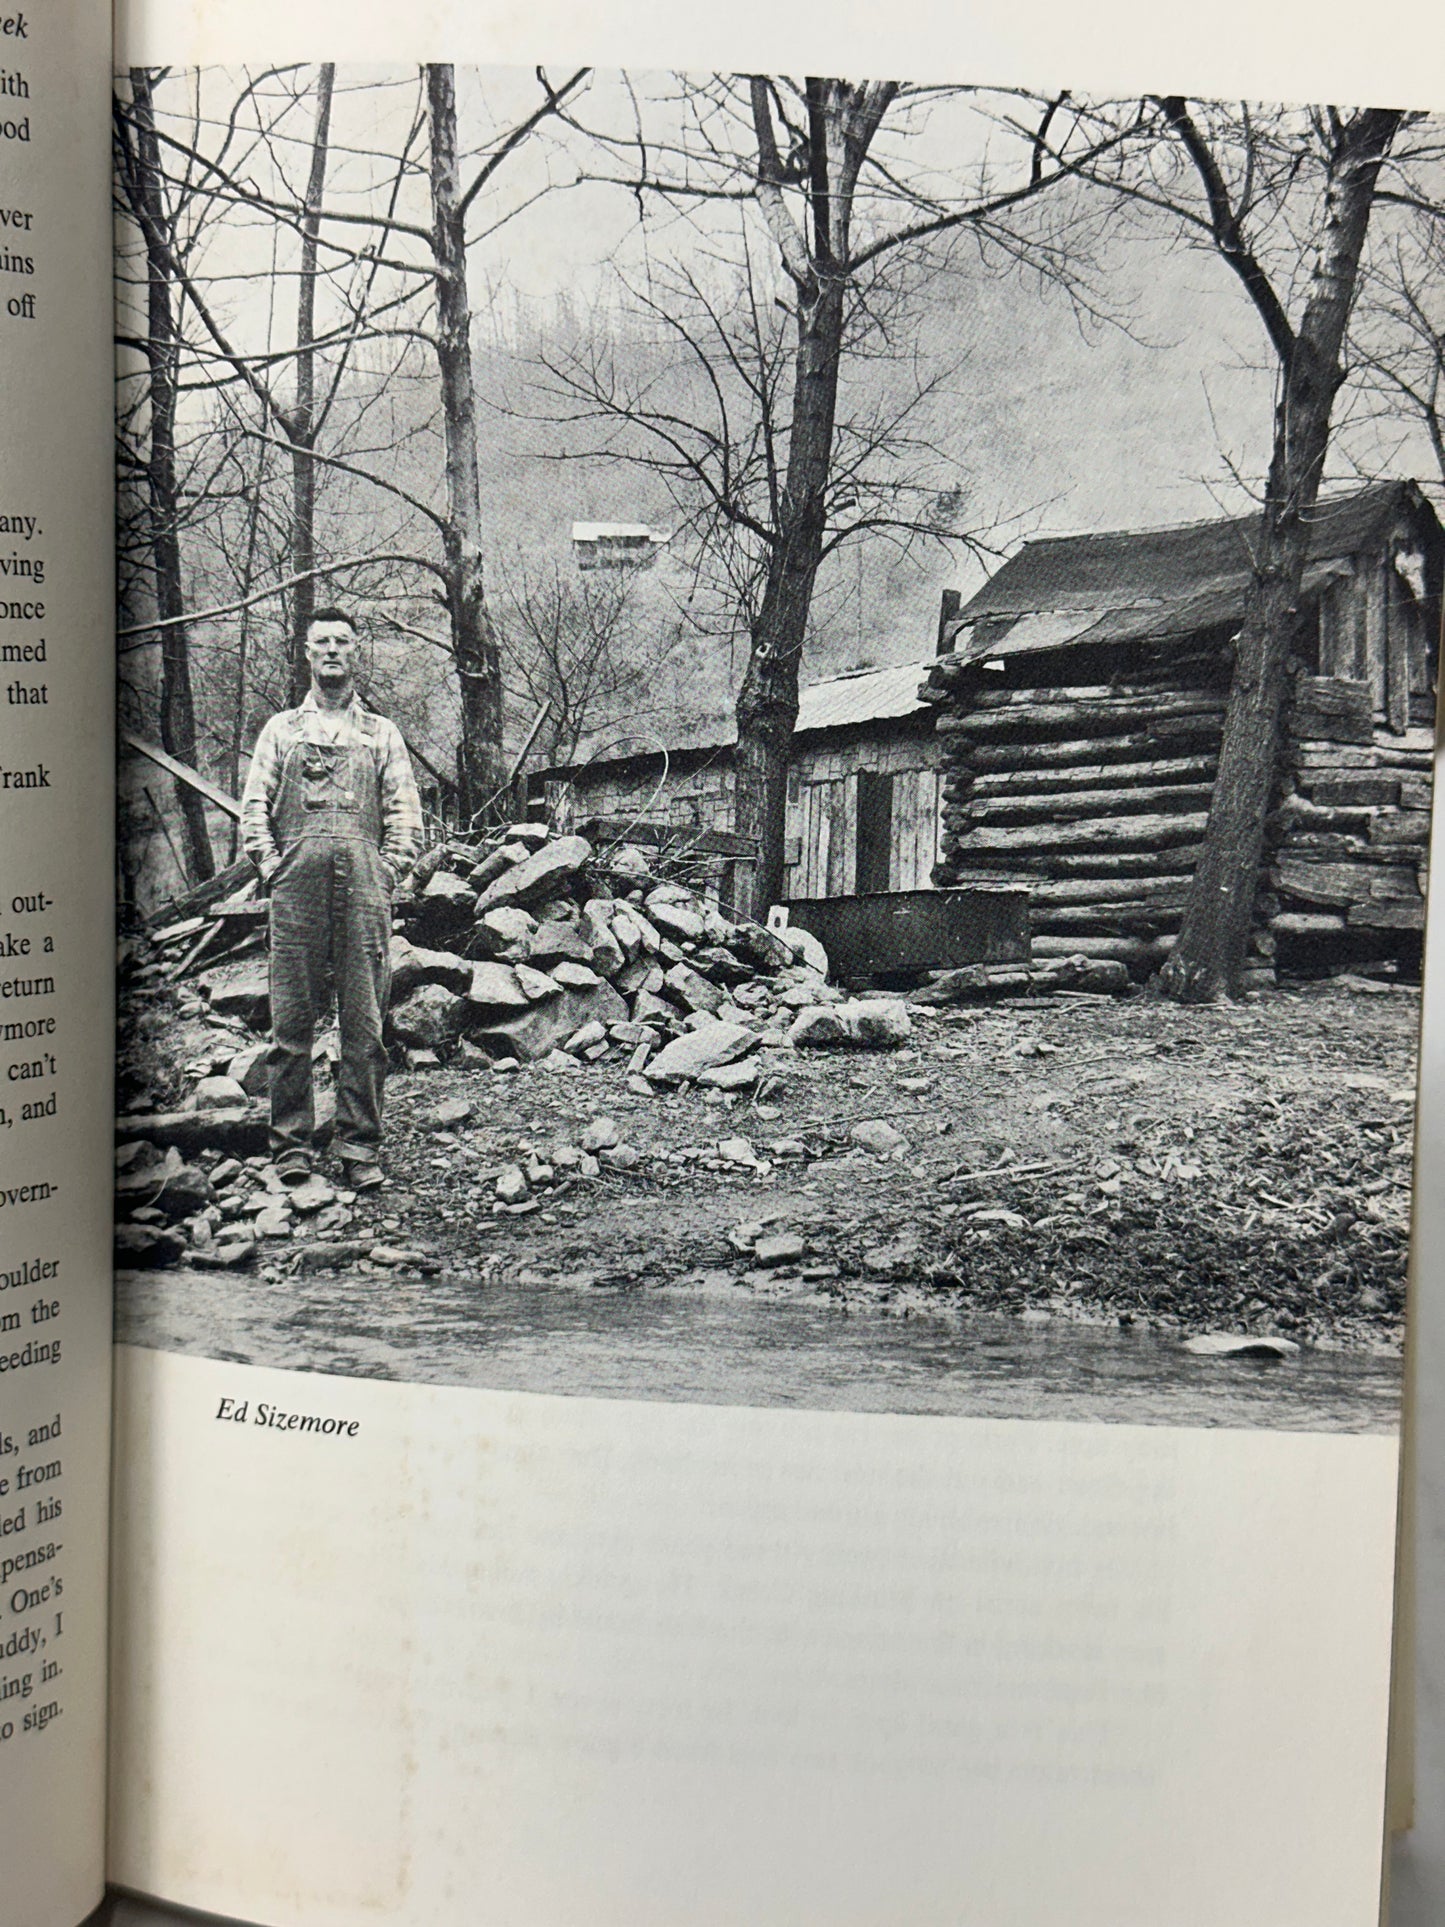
[945,479,1441,664]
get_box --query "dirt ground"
[119,976,1418,1352]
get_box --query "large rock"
[468,906,537,964]
[776,924,830,976]
[114,1222,186,1268]
[190,1076,249,1112]
[117,1151,216,1221]
[646,897,706,942]
[390,937,473,1000]
[785,1005,850,1047]
[528,919,593,966]
[199,960,269,1026]
[664,962,723,1014]
[471,982,628,1063]
[551,960,601,990]
[467,961,529,1011]
[514,963,562,1002]
[607,842,652,881]
[467,846,513,891]
[579,897,616,941]
[789,999,912,1050]
[388,982,469,1053]
[698,1058,760,1091]
[691,945,753,987]
[610,903,660,958]
[579,900,625,979]
[699,903,736,946]
[615,956,658,995]
[632,989,677,1027]
[225,1043,269,1096]
[645,1020,759,1085]
[474,835,593,914]
[412,870,477,941]
[726,921,793,975]
[846,999,913,1048]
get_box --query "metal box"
[783,887,1030,982]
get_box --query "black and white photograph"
[112,64,1441,1431]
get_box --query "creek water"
[213,1269,1403,1433]
[118,1266,1401,1431]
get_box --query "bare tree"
[557,77,1121,910]
[424,63,504,817]
[1064,99,1410,999]
[116,65,592,828]
[1352,203,1445,492]
[286,64,336,694]
[114,68,216,881]
[495,558,684,767]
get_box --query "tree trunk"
[125,69,214,882]
[425,63,505,824]
[734,281,846,913]
[287,65,334,702]
[225,414,268,859]
[1161,109,1403,1001]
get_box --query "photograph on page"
[112,67,1439,1434]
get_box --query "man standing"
[241,608,422,1189]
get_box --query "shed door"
[792,776,857,899]
[890,769,941,892]
[855,771,893,894]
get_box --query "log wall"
[1269,674,1432,954]
[923,644,1236,977]
[924,646,1434,981]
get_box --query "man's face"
[306,620,357,688]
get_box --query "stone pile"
[113,1140,438,1274]
[177,822,922,1085]
[116,821,923,1267]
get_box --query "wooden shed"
[533,656,944,903]
[922,480,1442,982]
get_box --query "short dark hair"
[307,606,355,634]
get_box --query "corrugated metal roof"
[539,657,933,778]
[795,658,933,732]
[947,480,1437,663]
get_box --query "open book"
[3,1,1443,1922]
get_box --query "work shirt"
[240,691,423,884]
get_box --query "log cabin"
[922,480,1443,983]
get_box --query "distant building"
[571,522,672,571]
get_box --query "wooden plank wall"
[547,759,735,834]
[789,776,859,899]
[889,768,941,892]
[549,722,946,902]
[785,733,942,899]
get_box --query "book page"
[107,3,1439,1924]
[0,0,117,1922]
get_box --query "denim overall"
[267,732,393,1166]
